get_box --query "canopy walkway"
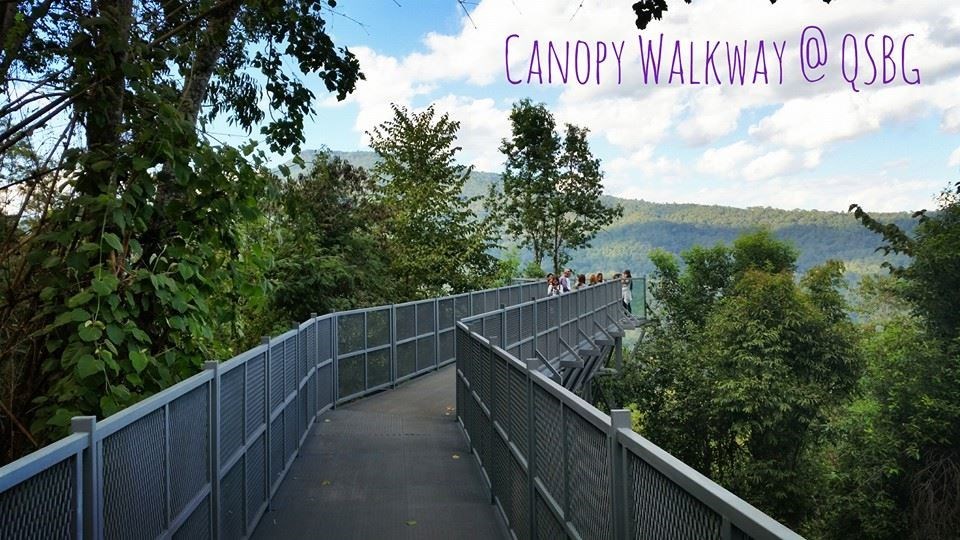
[0,279,802,540]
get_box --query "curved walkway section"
[252,365,506,540]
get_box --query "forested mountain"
[296,150,912,277]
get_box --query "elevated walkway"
[252,365,504,539]
[0,278,803,540]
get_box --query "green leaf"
[77,354,103,378]
[130,348,149,373]
[100,395,121,416]
[40,286,57,301]
[102,232,123,252]
[78,323,103,342]
[91,274,119,295]
[67,290,94,308]
[54,308,91,327]
[132,156,152,171]
[91,159,113,171]
[106,324,125,345]
[47,408,77,428]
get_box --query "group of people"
[545,268,634,312]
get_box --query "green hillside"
[294,150,912,277]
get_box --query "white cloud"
[943,107,960,133]
[314,0,960,210]
[949,146,960,168]
[697,141,760,176]
[743,150,797,181]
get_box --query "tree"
[603,229,860,528]
[367,104,497,298]
[0,0,362,463]
[817,182,960,539]
[499,99,622,275]
[268,151,392,323]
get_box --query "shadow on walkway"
[252,365,506,539]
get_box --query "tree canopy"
[498,99,622,275]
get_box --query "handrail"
[454,281,805,540]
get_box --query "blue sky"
[223,0,960,212]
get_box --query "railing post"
[390,305,398,388]
[610,409,631,540]
[261,336,273,510]
[499,304,506,349]
[331,314,339,408]
[487,336,498,505]
[434,298,441,370]
[71,416,101,540]
[531,297,539,360]
[310,313,318,420]
[203,361,221,539]
[525,358,539,540]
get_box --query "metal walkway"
[251,365,506,539]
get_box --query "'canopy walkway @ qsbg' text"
[0,279,804,539]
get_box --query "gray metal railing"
[0,279,553,539]
[455,282,803,540]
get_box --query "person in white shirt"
[560,268,573,293]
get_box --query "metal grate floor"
[252,365,507,539]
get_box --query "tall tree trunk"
[77,0,133,195]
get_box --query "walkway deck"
[252,365,506,539]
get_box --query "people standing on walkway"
[621,269,633,313]
[547,275,563,296]
[560,268,573,292]
[575,274,586,290]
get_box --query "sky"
[228,0,960,212]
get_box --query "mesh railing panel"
[416,301,435,334]
[493,355,510,422]
[367,308,390,348]
[506,307,521,346]
[535,491,565,540]
[220,459,244,539]
[337,313,364,355]
[269,341,284,409]
[284,335,297,399]
[454,295,471,320]
[439,298,455,329]
[416,336,435,372]
[298,327,308,385]
[627,450,723,540]
[169,385,209,518]
[508,364,528,459]
[492,429,512,527]
[283,399,298,464]
[269,416,283,490]
[245,432,267,530]
[567,413,612,540]
[220,366,244,461]
[367,348,391,388]
[338,354,364,398]
[510,450,530,540]
[317,317,332,361]
[533,384,565,512]
[397,341,416,378]
[247,352,266,439]
[438,330,455,363]
[396,305,416,341]
[317,363,333,410]
[102,410,166,540]
[173,495,210,540]
[0,456,76,539]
